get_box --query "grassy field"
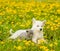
[0,0,60,51]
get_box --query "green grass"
[0,0,60,51]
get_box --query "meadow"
[0,0,60,51]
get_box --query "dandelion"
[50,18,54,20]
[0,41,5,45]
[12,10,16,14]
[54,42,58,46]
[57,9,60,14]
[49,43,53,47]
[51,27,54,30]
[0,12,4,15]
[40,46,45,49]
[25,40,31,46]
[40,45,49,51]
[11,21,14,24]
[0,0,60,51]
[0,22,2,25]
[44,48,49,51]
[14,45,17,49]
[16,46,22,50]
[28,40,31,43]
[46,26,50,29]
[23,40,27,43]
[6,7,12,13]
[46,21,51,24]
[25,41,30,46]
[54,20,58,23]
[38,39,45,44]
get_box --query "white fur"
[9,29,26,39]
[31,18,46,44]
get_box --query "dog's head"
[32,18,46,32]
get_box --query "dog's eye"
[37,25,39,27]
[41,26,43,27]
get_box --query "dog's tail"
[10,29,13,35]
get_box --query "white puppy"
[9,18,46,44]
[31,18,46,44]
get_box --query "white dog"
[9,18,46,44]
[31,18,46,44]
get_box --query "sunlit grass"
[0,0,60,51]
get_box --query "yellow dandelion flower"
[10,2,16,6]
[50,18,54,20]
[16,22,19,25]
[38,39,45,44]
[55,3,59,7]
[6,7,12,13]
[28,40,31,43]
[16,46,22,50]
[11,21,14,24]
[44,48,49,51]
[41,3,46,8]
[0,12,4,15]
[0,41,5,44]
[51,27,54,30]
[57,9,60,14]
[25,41,30,46]
[49,4,53,10]
[40,46,48,50]
[12,10,16,14]
[46,21,51,24]
[57,18,60,20]
[44,47,48,50]
[57,24,59,27]
[0,22,2,25]
[49,43,53,47]
[46,26,50,29]
[54,25,57,28]
[55,27,58,30]
[14,45,17,49]
[40,46,45,49]
[54,42,58,46]
[54,20,58,22]
[58,22,60,25]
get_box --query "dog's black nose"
[40,28,42,31]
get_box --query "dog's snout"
[40,28,42,31]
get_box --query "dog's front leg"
[32,37,37,43]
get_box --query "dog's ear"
[32,18,36,24]
[42,20,46,26]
